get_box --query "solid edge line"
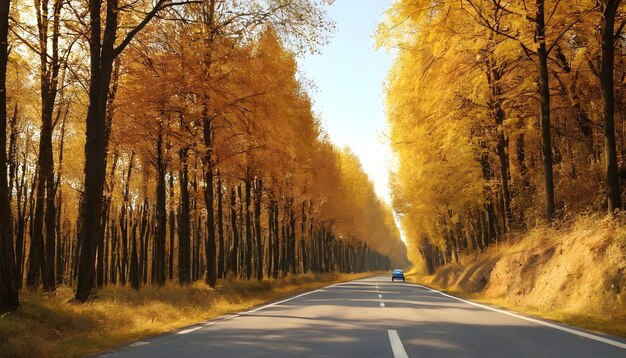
[176,327,202,335]
[417,285,626,350]
[238,278,364,315]
[240,289,322,315]
[388,330,409,358]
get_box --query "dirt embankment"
[428,216,626,335]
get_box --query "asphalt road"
[100,276,626,358]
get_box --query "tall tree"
[27,0,64,291]
[599,0,624,213]
[75,0,189,301]
[0,0,18,312]
[535,0,556,220]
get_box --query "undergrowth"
[0,272,372,358]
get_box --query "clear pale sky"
[298,0,394,202]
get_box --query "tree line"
[0,0,407,312]
[379,0,625,272]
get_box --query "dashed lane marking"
[388,330,409,358]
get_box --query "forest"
[379,0,626,272]
[0,0,407,312]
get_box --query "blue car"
[391,269,405,282]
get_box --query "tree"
[378,0,626,273]
[598,0,625,213]
[0,0,18,312]
[23,0,65,292]
[75,0,193,301]
[535,0,556,221]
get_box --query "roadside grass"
[405,273,626,338]
[404,215,626,339]
[0,272,374,358]
[473,296,626,338]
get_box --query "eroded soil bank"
[421,216,626,337]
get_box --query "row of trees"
[379,0,625,271]
[0,0,407,312]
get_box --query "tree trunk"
[139,199,149,285]
[300,201,308,273]
[216,170,225,279]
[237,184,244,278]
[119,152,134,285]
[7,104,16,205]
[168,172,175,281]
[487,60,512,232]
[202,117,217,287]
[273,201,280,278]
[75,0,170,302]
[27,173,46,289]
[29,0,64,293]
[15,150,28,287]
[281,218,287,276]
[536,0,556,221]
[55,111,67,285]
[266,197,274,278]
[0,0,19,311]
[154,124,167,286]
[254,178,263,280]
[75,0,119,301]
[178,148,191,285]
[244,180,252,279]
[289,208,296,274]
[228,186,239,276]
[130,215,140,289]
[600,0,622,213]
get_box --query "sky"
[297,0,395,203]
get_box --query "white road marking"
[103,277,379,354]
[171,281,357,337]
[417,285,626,350]
[176,327,201,335]
[241,289,323,315]
[388,330,409,358]
[380,302,385,307]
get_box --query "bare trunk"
[254,178,263,280]
[244,180,252,279]
[217,171,225,278]
[536,0,556,221]
[0,0,18,311]
[75,0,119,301]
[177,148,191,285]
[202,117,217,287]
[601,0,622,213]
[228,186,239,276]
[154,125,167,286]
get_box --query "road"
[100,276,626,357]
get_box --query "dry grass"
[0,273,373,358]
[407,214,626,338]
[407,274,626,338]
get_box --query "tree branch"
[113,0,201,57]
